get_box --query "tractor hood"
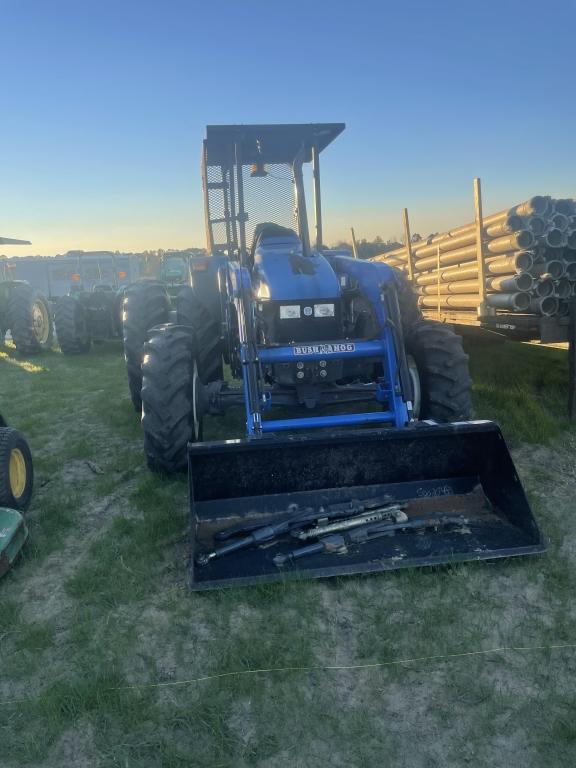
[253,235,341,301]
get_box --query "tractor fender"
[226,261,251,301]
[325,255,396,330]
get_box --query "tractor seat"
[250,223,300,263]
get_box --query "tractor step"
[188,422,545,589]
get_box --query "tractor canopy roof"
[0,237,31,245]
[205,123,345,166]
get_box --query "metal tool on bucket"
[274,514,468,567]
[290,506,408,541]
[195,499,406,566]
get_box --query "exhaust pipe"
[529,296,559,316]
[486,292,530,311]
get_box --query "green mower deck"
[0,507,28,578]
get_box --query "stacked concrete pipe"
[372,196,576,318]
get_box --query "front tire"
[176,286,223,383]
[406,320,472,422]
[0,427,34,510]
[122,281,170,412]
[8,283,54,355]
[141,325,201,474]
[55,296,92,354]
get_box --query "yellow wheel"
[9,448,27,500]
[8,283,54,355]
[0,428,33,510]
[31,299,51,346]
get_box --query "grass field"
[1,336,576,767]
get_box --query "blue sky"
[1,0,575,255]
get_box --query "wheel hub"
[9,447,26,499]
[32,300,50,345]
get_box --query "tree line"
[331,235,403,260]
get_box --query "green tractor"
[159,251,193,299]
[122,250,214,411]
[54,253,127,354]
[0,239,54,355]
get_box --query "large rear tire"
[406,320,472,422]
[8,283,54,355]
[55,296,92,354]
[122,281,170,412]
[391,266,423,331]
[176,286,223,383]
[141,325,201,474]
[0,427,34,510]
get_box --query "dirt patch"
[121,591,214,693]
[229,604,261,635]
[17,481,137,624]
[0,473,140,706]
[228,698,256,747]
[38,722,99,768]
[59,459,105,484]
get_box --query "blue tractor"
[139,124,544,588]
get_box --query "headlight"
[314,303,335,318]
[279,305,301,319]
[257,282,271,300]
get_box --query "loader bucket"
[188,421,545,590]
